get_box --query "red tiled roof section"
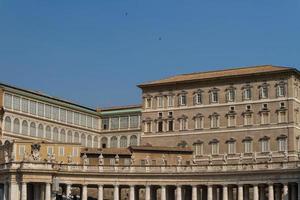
[138,65,297,88]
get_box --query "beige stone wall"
[141,73,300,153]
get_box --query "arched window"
[22,121,28,135]
[38,124,44,138]
[120,136,128,147]
[67,131,72,143]
[101,137,108,148]
[81,134,86,146]
[4,116,11,132]
[13,118,20,133]
[129,135,138,146]
[74,132,79,143]
[93,136,99,148]
[87,135,92,147]
[46,126,51,139]
[60,129,66,142]
[53,128,59,141]
[110,136,118,148]
[30,122,36,137]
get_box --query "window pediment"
[209,112,219,118]
[242,136,253,142]
[193,140,203,145]
[209,138,219,144]
[276,134,287,140]
[259,136,270,141]
[225,137,236,143]
[177,114,188,120]
[208,87,220,93]
[193,89,204,94]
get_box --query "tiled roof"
[138,65,297,88]
[81,147,132,155]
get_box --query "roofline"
[0,82,100,115]
[137,65,300,88]
[100,104,142,112]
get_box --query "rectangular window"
[157,121,163,132]
[244,88,251,100]
[111,117,119,130]
[129,115,139,128]
[277,85,285,97]
[86,116,92,128]
[168,120,173,131]
[74,112,80,125]
[261,113,270,124]
[211,116,219,128]
[195,93,202,105]
[157,96,163,108]
[93,117,99,129]
[195,117,203,129]
[261,140,269,153]
[228,90,235,102]
[60,109,66,122]
[67,110,73,124]
[244,141,252,153]
[45,105,51,119]
[168,96,174,107]
[13,96,21,111]
[21,98,29,113]
[260,87,268,99]
[29,100,37,115]
[120,116,129,129]
[19,145,25,157]
[47,146,54,155]
[110,158,115,165]
[212,143,219,155]
[194,144,203,156]
[228,115,236,127]
[278,111,287,123]
[80,114,86,127]
[228,142,236,154]
[38,102,44,117]
[145,98,152,109]
[244,114,252,126]
[180,119,187,130]
[211,92,218,103]
[53,106,59,121]
[72,147,78,157]
[146,122,151,133]
[59,147,65,156]
[278,139,287,152]
[102,118,110,130]
[4,93,12,109]
[180,95,187,106]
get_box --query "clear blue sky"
[0,0,299,108]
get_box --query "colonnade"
[61,182,299,200]
[0,181,299,200]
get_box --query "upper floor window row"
[144,81,287,109]
[3,93,100,130]
[101,115,140,131]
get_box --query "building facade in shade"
[0,65,299,200]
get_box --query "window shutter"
[259,89,262,99]
[249,89,252,99]
[178,96,181,106]
[283,86,286,96]
[193,95,196,105]
[209,93,212,104]
[265,87,268,98]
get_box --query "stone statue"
[223,154,228,164]
[161,154,167,165]
[82,154,88,165]
[98,154,104,165]
[268,152,273,163]
[283,151,288,162]
[192,154,197,165]
[4,151,9,163]
[30,143,41,161]
[115,154,120,165]
[50,154,56,163]
[130,155,135,165]
[252,152,257,163]
[239,153,243,164]
[208,155,212,165]
[145,156,150,165]
[67,155,72,164]
[177,156,182,166]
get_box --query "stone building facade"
[0,65,299,200]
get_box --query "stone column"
[45,183,51,200]
[129,185,135,200]
[253,185,259,200]
[283,183,288,200]
[66,184,71,198]
[21,182,27,200]
[223,185,228,200]
[207,185,213,200]
[145,185,151,200]
[9,182,19,200]
[3,182,7,200]
[192,185,197,200]
[98,185,103,200]
[82,185,88,200]
[161,185,166,200]
[238,185,243,200]
[297,182,300,200]
[114,185,119,200]
[268,184,274,200]
[176,185,182,200]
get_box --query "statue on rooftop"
[98,154,104,165]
